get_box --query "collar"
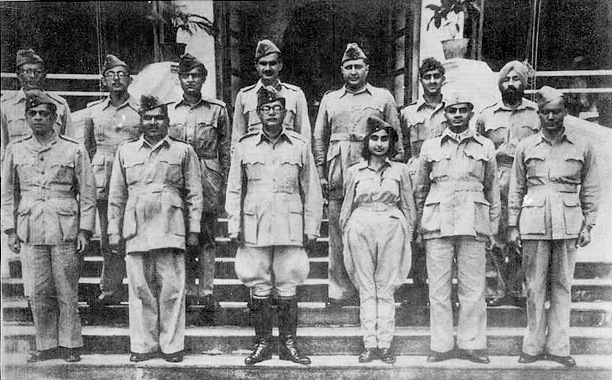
[339,83,373,98]
[441,126,478,145]
[493,98,537,113]
[174,95,205,109]
[255,127,295,146]
[536,127,574,145]
[29,131,59,150]
[138,134,171,151]
[102,95,137,110]
[356,157,392,171]
[254,79,283,93]
[11,89,27,104]
[416,95,445,112]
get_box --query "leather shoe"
[129,352,157,362]
[279,337,311,365]
[458,349,490,364]
[64,348,81,362]
[358,348,378,363]
[379,348,396,364]
[518,352,543,363]
[163,351,183,363]
[244,339,273,365]
[426,350,455,363]
[26,348,61,363]
[547,354,576,367]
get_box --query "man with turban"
[508,86,600,367]
[476,60,540,307]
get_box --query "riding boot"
[277,297,310,365]
[244,297,273,365]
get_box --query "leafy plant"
[147,2,215,37]
[426,0,481,33]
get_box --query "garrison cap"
[255,39,281,62]
[365,115,398,142]
[25,90,56,112]
[16,49,43,68]
[178,53,207,74]
[498,60,532,90]
[444,92,474,109]
[342,43,367,64]
[536,86,565,108]
[257,86,285,108]
[101,54,128,75]
[139,94,170,114]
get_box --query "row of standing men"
[0,39,600,367]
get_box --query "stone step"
[2,353,612,380]
[3,277,611,303]
[3,298,610,328]
[4,324,612,356]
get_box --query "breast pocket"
[123,158,145,186]
[158,157,183,185]
[525,152,546,180]
[463,145,487,179]
[428,151,451,181]
[50,159,75,185]
[244,157,266,181]
[560,153,584,181]
[92,154,112,194]
[242,205,258,245]
[57,204,79,241]
[288,203,304,243]
[277,153,302,193]
[194,123,218,153]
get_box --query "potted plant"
[426,0,481,59]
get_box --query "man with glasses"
[313,42,404,309]
[83,54,141,306]
[231,39,311,150]
[168,53,230,311]
[226,88,322,366]
[1,91,96,363]
[414,93,500,364]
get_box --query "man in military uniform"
[226,89,322,366]
[508,86,600,367]
[399,57,447,306]
[313,42,404,308]
[414,93,500,364]
[168,53,230,311]
[108,95,203,363]
[83,54,141,305]
[1,91,96,363]
[231,39,311,150]
[477,60,540,307]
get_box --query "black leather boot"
[244,297,273,365]
[277,297,311,365]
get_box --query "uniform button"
[39,156,44,161]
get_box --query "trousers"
[328,199,357,300]
[98,200,125,298]
[186,212,217,298]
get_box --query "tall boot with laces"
[277,297,310,365]
[244,297,273,365]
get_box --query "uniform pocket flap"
[243,156,265,165]
[57,207,77,216]
[158,156,182,165]
[288,203,303,214]
[424,192,445,205]
[562,197,580,207]
[464,145,488,161]
[522,195,545,207]
[123,157,145,168]
[474,197,491,206]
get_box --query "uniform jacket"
[168,96,230,213]
[313,84,404,199]
[1,133,96,244]
[1,89,73,160]
[508,126,600,240]
[83,95,141,200]
[399,96,446,159]
[414,127,501,241]
[225,128,323,247]
[231,80,311,149]
[107,135,203,253]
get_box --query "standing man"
[232,39,311,149]
[1,91,96,363]
[108,95,203,363]
[477,60,540,307]
[2,49,73,159]
[508,86,600,367]
[414,93,500,364]
[399,57,447,306]
[313,42,404,308]
[84,54,141,306]
[169,53,230,311]
[226,89,322,366]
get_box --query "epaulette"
[46,92,68,105]
[323,87,343,96]
[10,135,32,144]
[168,135,188,144]
[238,130,259,142]
[86,98,106,108]
[59,135,79,144]
[0,91,19,103]
[480,102,498,113]
[281,82,300,92]
[240,83,257,93]
[203,96,226,108]
[285,129,306,142]
[119,137,140,147]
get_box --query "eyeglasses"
[104,71,128,79]
[26,110,52,117]
[20,69,44,76]
[259,105,284,113]
[445,106,471,114]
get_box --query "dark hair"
[361,126,398,160]
[419,57,445,77]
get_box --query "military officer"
[399,57,447,307]
[108,95,203,363]
[313,42,404,308]
[414,93,500,364]
[226,89,322,366]
[1,49,73,160]
[83,54,141,305]
[1,91,96,363]
[231,39,311,150]
[508,87,600,367]
[477,60,540,307]
[168,53,230,311]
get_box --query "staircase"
[2,218,612,380]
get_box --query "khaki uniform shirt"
[168,96,230,213]
[508,127,600,240]
[414,127,501,241]
[108,135,203,253]
[399,97,446,159]
[231,80,311,150]
[83,96,141,200]
[1,89,74,160]
[1,133,96,244]
[313,84,404,199]
[226,129,323,247]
